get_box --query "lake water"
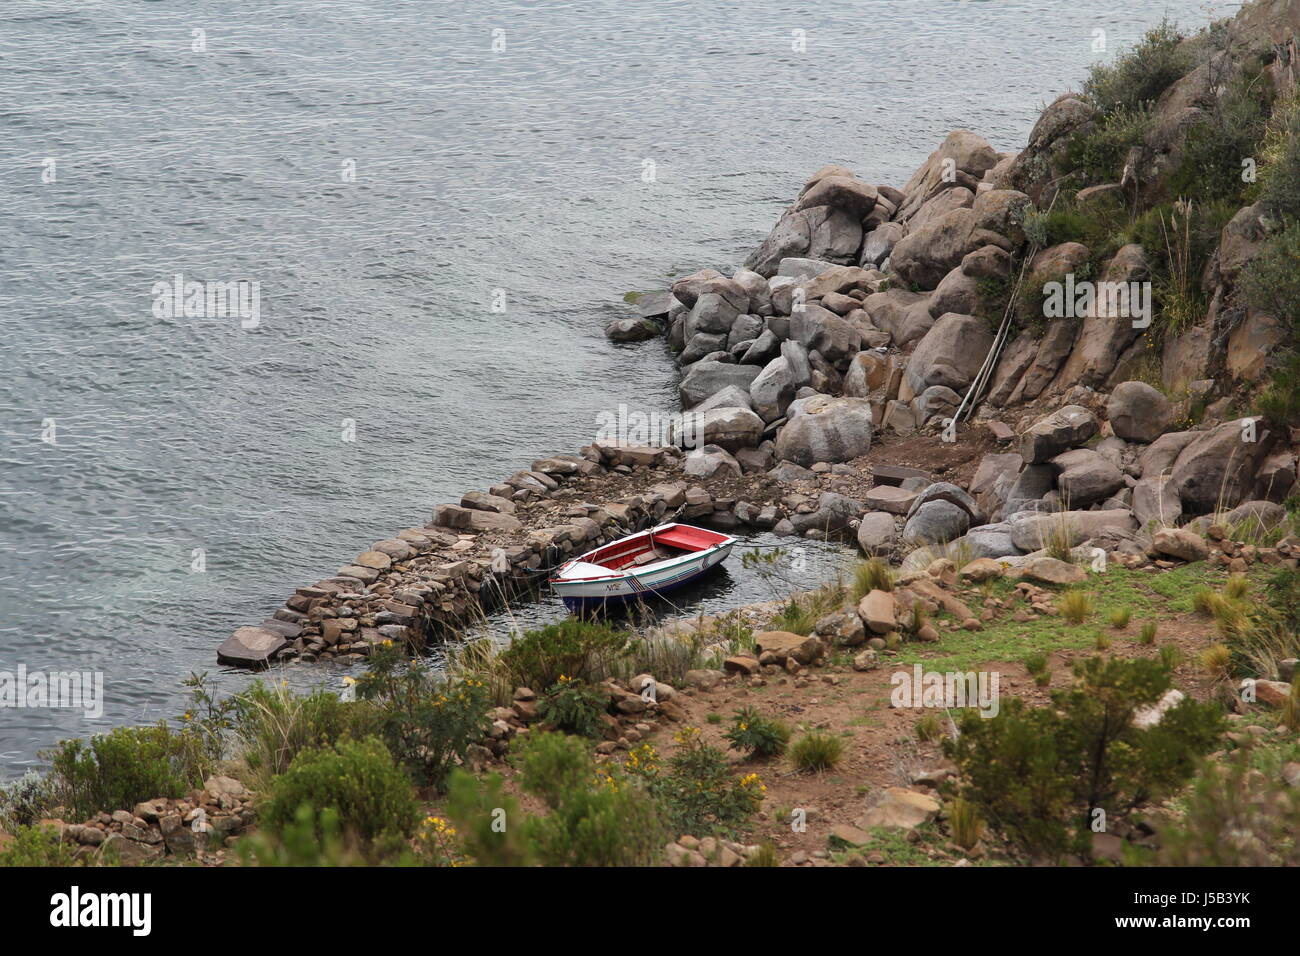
[0,0,1230,775]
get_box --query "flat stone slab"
[869,464,931,486]
[217,626,288,668]
[863,485,919,515]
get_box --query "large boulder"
[895,131,1001,223]
[901,313,995,400]
[1132,475,1183,529]
[744,168,878,276]
[790,492,867,537]
[773,395,874,466]
[672,406,764,453]
[678,361,762,408]
[1019,405,1099,464]
[1009,319,1079,402]
[750,355,802,423]
[1004,93,1099,205]
[856,511,897,556]
[788,303,860,365]
[1008,509,1138,551]
[1108,380,1174,443]
[957,522,1023,559]
[1137,430,1199,478]
[1169,418,1277,514]
[969,453,1024,520]
[217,627,288,668]
[1049,244,1150,389]
[671,270,748,312]
[1050,448,1124,508]
[889,189,1027,290]
[902,500,972,546]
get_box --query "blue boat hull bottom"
[559,560,728,613]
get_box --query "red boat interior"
[586,525,727,571]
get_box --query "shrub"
[852,559,894,600]
[724,706,791,758]
[537,676,608,738]
[515,732,665,866]
[771,599,816,636]
[948,797,985,851]
[44,723,209,820]
[1058,590,1093,624]
[0,770,54,831]
[1254,351,1300,428]
[261,736,420,856]
[944,656,1224,862]
[1083,19,1191,115]
[1200,644,1232,680]
[1257,95,1300,222]
[443,769,533,867]
[915,714,942,743]
[494,617,630,690]
[357,644,490,793]
[231,680,371,789]
[1165,57,1272,204]
[627,727,764,837]
[1023,653,1049,677]
[1157,754,1300,866]
[0,823,79,867]
[790,732,845,773]
[237,804,370,867]
[1064,106,1152,184]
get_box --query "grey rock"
[1108,381,1174,443]
[679,361,762,408]
[774,395,874,466]
[1020,404,1099,464]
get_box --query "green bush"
[1165,58,1272,204]
[231,680,373,788]
[537,676,608,738]
[943,656,1223,862]
[357,644,489,793]
[43,723,209,820]
[724,706,791,758]
[1258,94,1300,222]
[515,732,664,866]
[0,770,55,831]
[0,823,79,867]
[261,736,420,856]
[1083,20,1192,115]
[444,769,534,867]
[495,617,630,689]
[237,804,371,867]
[626,727,764,838]
[790,732,845,773]
[1156,754,1300,865]
[1065,106,1153,184]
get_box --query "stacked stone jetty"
[216,441,878,668]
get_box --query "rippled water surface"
[0,0,1231,773]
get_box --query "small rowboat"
[549,522,736,613]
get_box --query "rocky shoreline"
[221,0,1299,671]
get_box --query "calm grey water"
[0,0,1229,774]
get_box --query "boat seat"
[630,547,673,566]
[653,526,720,551]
